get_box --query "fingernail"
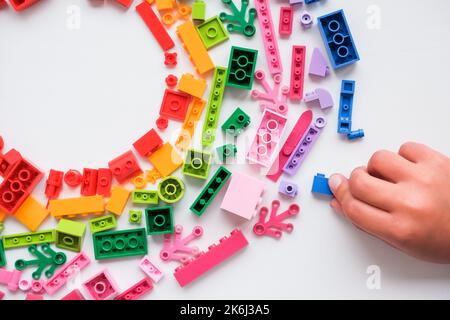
[328,175,343,193]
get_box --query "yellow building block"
[49,195,105,219]
[14,196,50,232]
[156,0,174,12]
[148,143,183,177]
[175,97,206,151]
[105,186,131,216]
[177,73,207,99]
[176,20,214,75]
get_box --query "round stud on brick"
[64,170,82,187]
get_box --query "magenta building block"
[139,256,164,283]
[247,109,288,167]
[25,293,43,300]
[304,88,334,109]
[253,200,300,239]
[61,288,86,300]
[283,116,327,176]
[279,180,298,198]
[83,269,119,300]
[160,225,204,264]
[221,171,265,220]
[309,48,329,77]
[0,290,4,299]
[251,69,289,115]
[254,0,283,75]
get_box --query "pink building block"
[160,225,204,264]
[31,280,45,294]
[253,200,300,239]
[251,70,289,116]
[61,288,85,300]
[114,278,153,300]
[309,48,329,78]
[0,268,22,292]
[18,279,31,292]
[139,256,164,283]
[279,6,293,36]
[290,46,306,101]
[221,171,265,220]
[25,293,43,300]
[254,0,283,75]
[247,109,287,167]
[0,290,4,300]
[83,269,119,300]
[44,252,90,296]
[174,229,249,287]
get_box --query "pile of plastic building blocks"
[0,0,364,300]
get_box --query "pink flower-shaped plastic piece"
[160,225,204,264]
[253,200,300,239]
[251,70,290,115]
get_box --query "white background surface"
[1,0,450,300]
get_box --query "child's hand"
[328,142,450,263]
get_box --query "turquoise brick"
[145,206,174,235]
[226,46,258,90]
[93,228,148,260]
[221,107,250,136]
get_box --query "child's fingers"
[329,174,394,241]
[348,167,397,212]
[367,150,415,182]
[398,141,438,163]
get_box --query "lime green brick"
[132,190,159,205]
[157,176,185,204]
[182,149,212,179]
[192,0,206,22]
[2,230,55,249]
[56,219,86,252]
[129,210,142,225]
[89,214,117,234]
[196,16,229,49]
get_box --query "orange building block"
[148,143,183,177]
[175,98,206,151]
[155,0,174,12]
[176,21,214,75]
[105,186,131,216]
[0,209,6,222]
[49,195,105,219]
[14,196,49,232]
[177,73,207,99]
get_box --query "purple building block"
[283,116,327,176]
[304,88,334,109]
[309,48,329,77]
[300,11,313,28]
[290,0,303,4]
[279,180,299,198]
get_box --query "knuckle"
[369,150,390,169]
[390,220,419,245]
[342,199,359,219]
[399,141,417,154]
[349,168,367,193]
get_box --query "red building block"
[61,289,86,300]
[80,168,98,197]
[96,168,112,197]
[159,89,191,122]
[133,129,163,157]
[0,149,21,178]
[136,1,175,51]
[9,0,40,11]
[45,170,64,200]
[0,157,43,214]
[164,52,178,67]
[289,46,306,101]
[165,74,178,87]
[279,6,293,36]
[64,169,82,187]
[115,0,133,8]
[108,150,142,184]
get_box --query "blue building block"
[317,10,359,69]
[304,0,321,4]
[338,80,355,134]
[311,173,333,196]
[348,129,365,140]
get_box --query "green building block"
[226,46,258,90]
[196,16,229,49]
[221,107,251,136]
[202,66,228,147]
[2,230,55,250]
[55,219,86,252]
[192,0,206,22]
[89,214,117,234]
[132,190,159,205]
[15,244,66,280]
[157,176,185,204]
[190,166,232,216]
[216,144,237,163]
[182,149,212,179]
[129,210,142,225]
[93,228,148,260]
[219,0,257,37]
[0,240,6,267]
[145,206,174,235]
